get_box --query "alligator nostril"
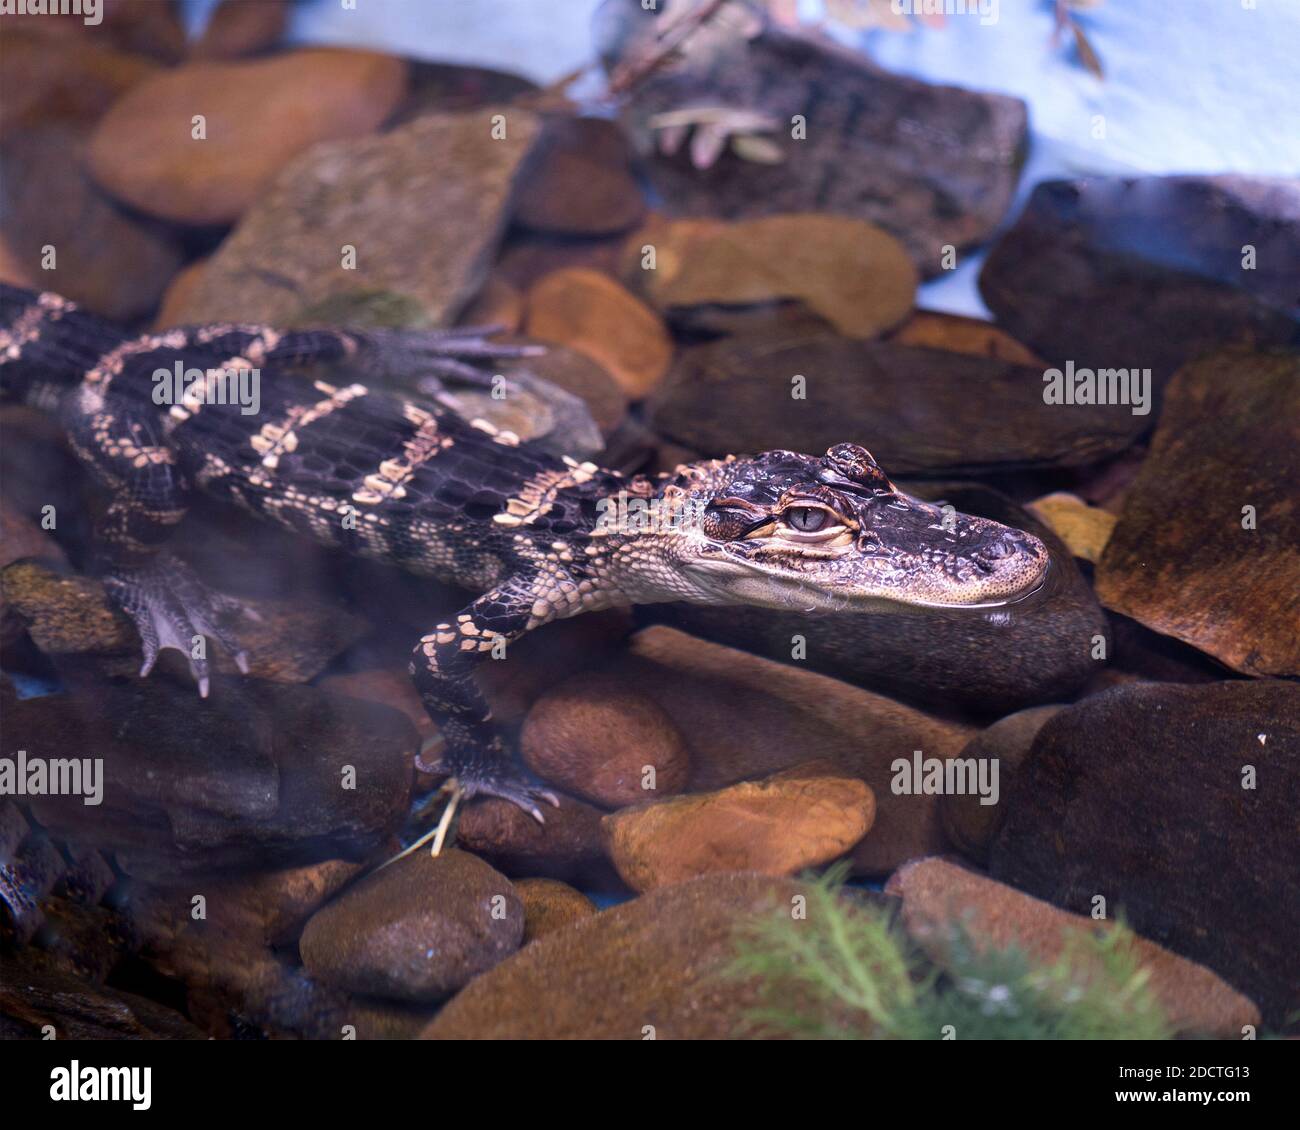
[986,536,1018,560]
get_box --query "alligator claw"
[103,553,255,696]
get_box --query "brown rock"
[521,671,690,808]
[457,793,619,890]
[515,877,597,944]
[300,849,522,1003]
[989,680,1300,1028]
[1025,492,1115,563]
[457,273,523,333]
[648,328,1148,475]
[421,872,808,1039]
[939,705,1065,865]
[0,28,160,138]
[513,116,645,236]
[169,107,543,327]
[192,0,289,59]
[0,499,67,645]
[490,337,629,440]
[495,231,626,293]
[887,310,1045,367]
[524,268,672,399]
[623,214,916,339]
[597,626,974,874]
[1096,349,1300,676]
[88,48,408,225]
[319,666,434,741]
[602,771,874,892]
[887,858,1261,1039]
[1,558,368,685]
[394,60,538,124]
[0,125,184,322]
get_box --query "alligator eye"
[785,506,829,532]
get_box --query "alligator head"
[659,443,1050,612]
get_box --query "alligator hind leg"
[63,390,255,694]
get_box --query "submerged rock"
[3,679,414,876]
[887,858,1261,1040]
[515,877,598,944]
[601,767,874,892]
[88,48,408,225]
[662,485,1108,715]
[608,12,1026,275]
[421,872,806,1039]
[979,177,1299,391]
[989,680,1300,1028]
[647,330,1148,475]
[521,671,691,809]
[590,626,974,875]
[1095,348,1300,677]
[300,850,522,1003]
[169,106,543,327]
[0,950,204,1040]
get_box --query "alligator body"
[0,284,1049,821]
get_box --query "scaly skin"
[0,285,1050,821]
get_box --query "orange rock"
[515,878,597,944]
[622,213,916,339]
[601,771,875,892]
[521,670,690,808]
[524,268,673,399]
[153,257,211,330]
[887,857,1261,1039]
[887,309,1046,366]
[1024,491,1116,563]
[88,48,408,224]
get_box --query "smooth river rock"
[300,849,523,1003]
[988,680,1300,1028]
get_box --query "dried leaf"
[1072,21,1105,80]
[730,133,786,164]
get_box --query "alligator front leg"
[409,574,562,824]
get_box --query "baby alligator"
[0,284,1049,825]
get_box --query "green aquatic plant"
[728,866,1174,1040]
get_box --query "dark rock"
[609,14,1026,275]
[662,484,1109,715]
[300,849,522,1003]
[647,329,1148,475]
[393,60,538,125]
[0,949,203,1039]
[170,107,544,326]
[887,857,1261,1039]
[421,872,808,1039]
[456,792,622,890]
[1096,348,1300,677]
[0,125,184,322]
[513,116,646,236]
[979,177,1299,391]
[191,0,289,60]
[0,497,67,645]
[939,705,1066,865]
[988,680,1300,1028]
[3,678,414,877]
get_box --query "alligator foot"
[102,553,256,697]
